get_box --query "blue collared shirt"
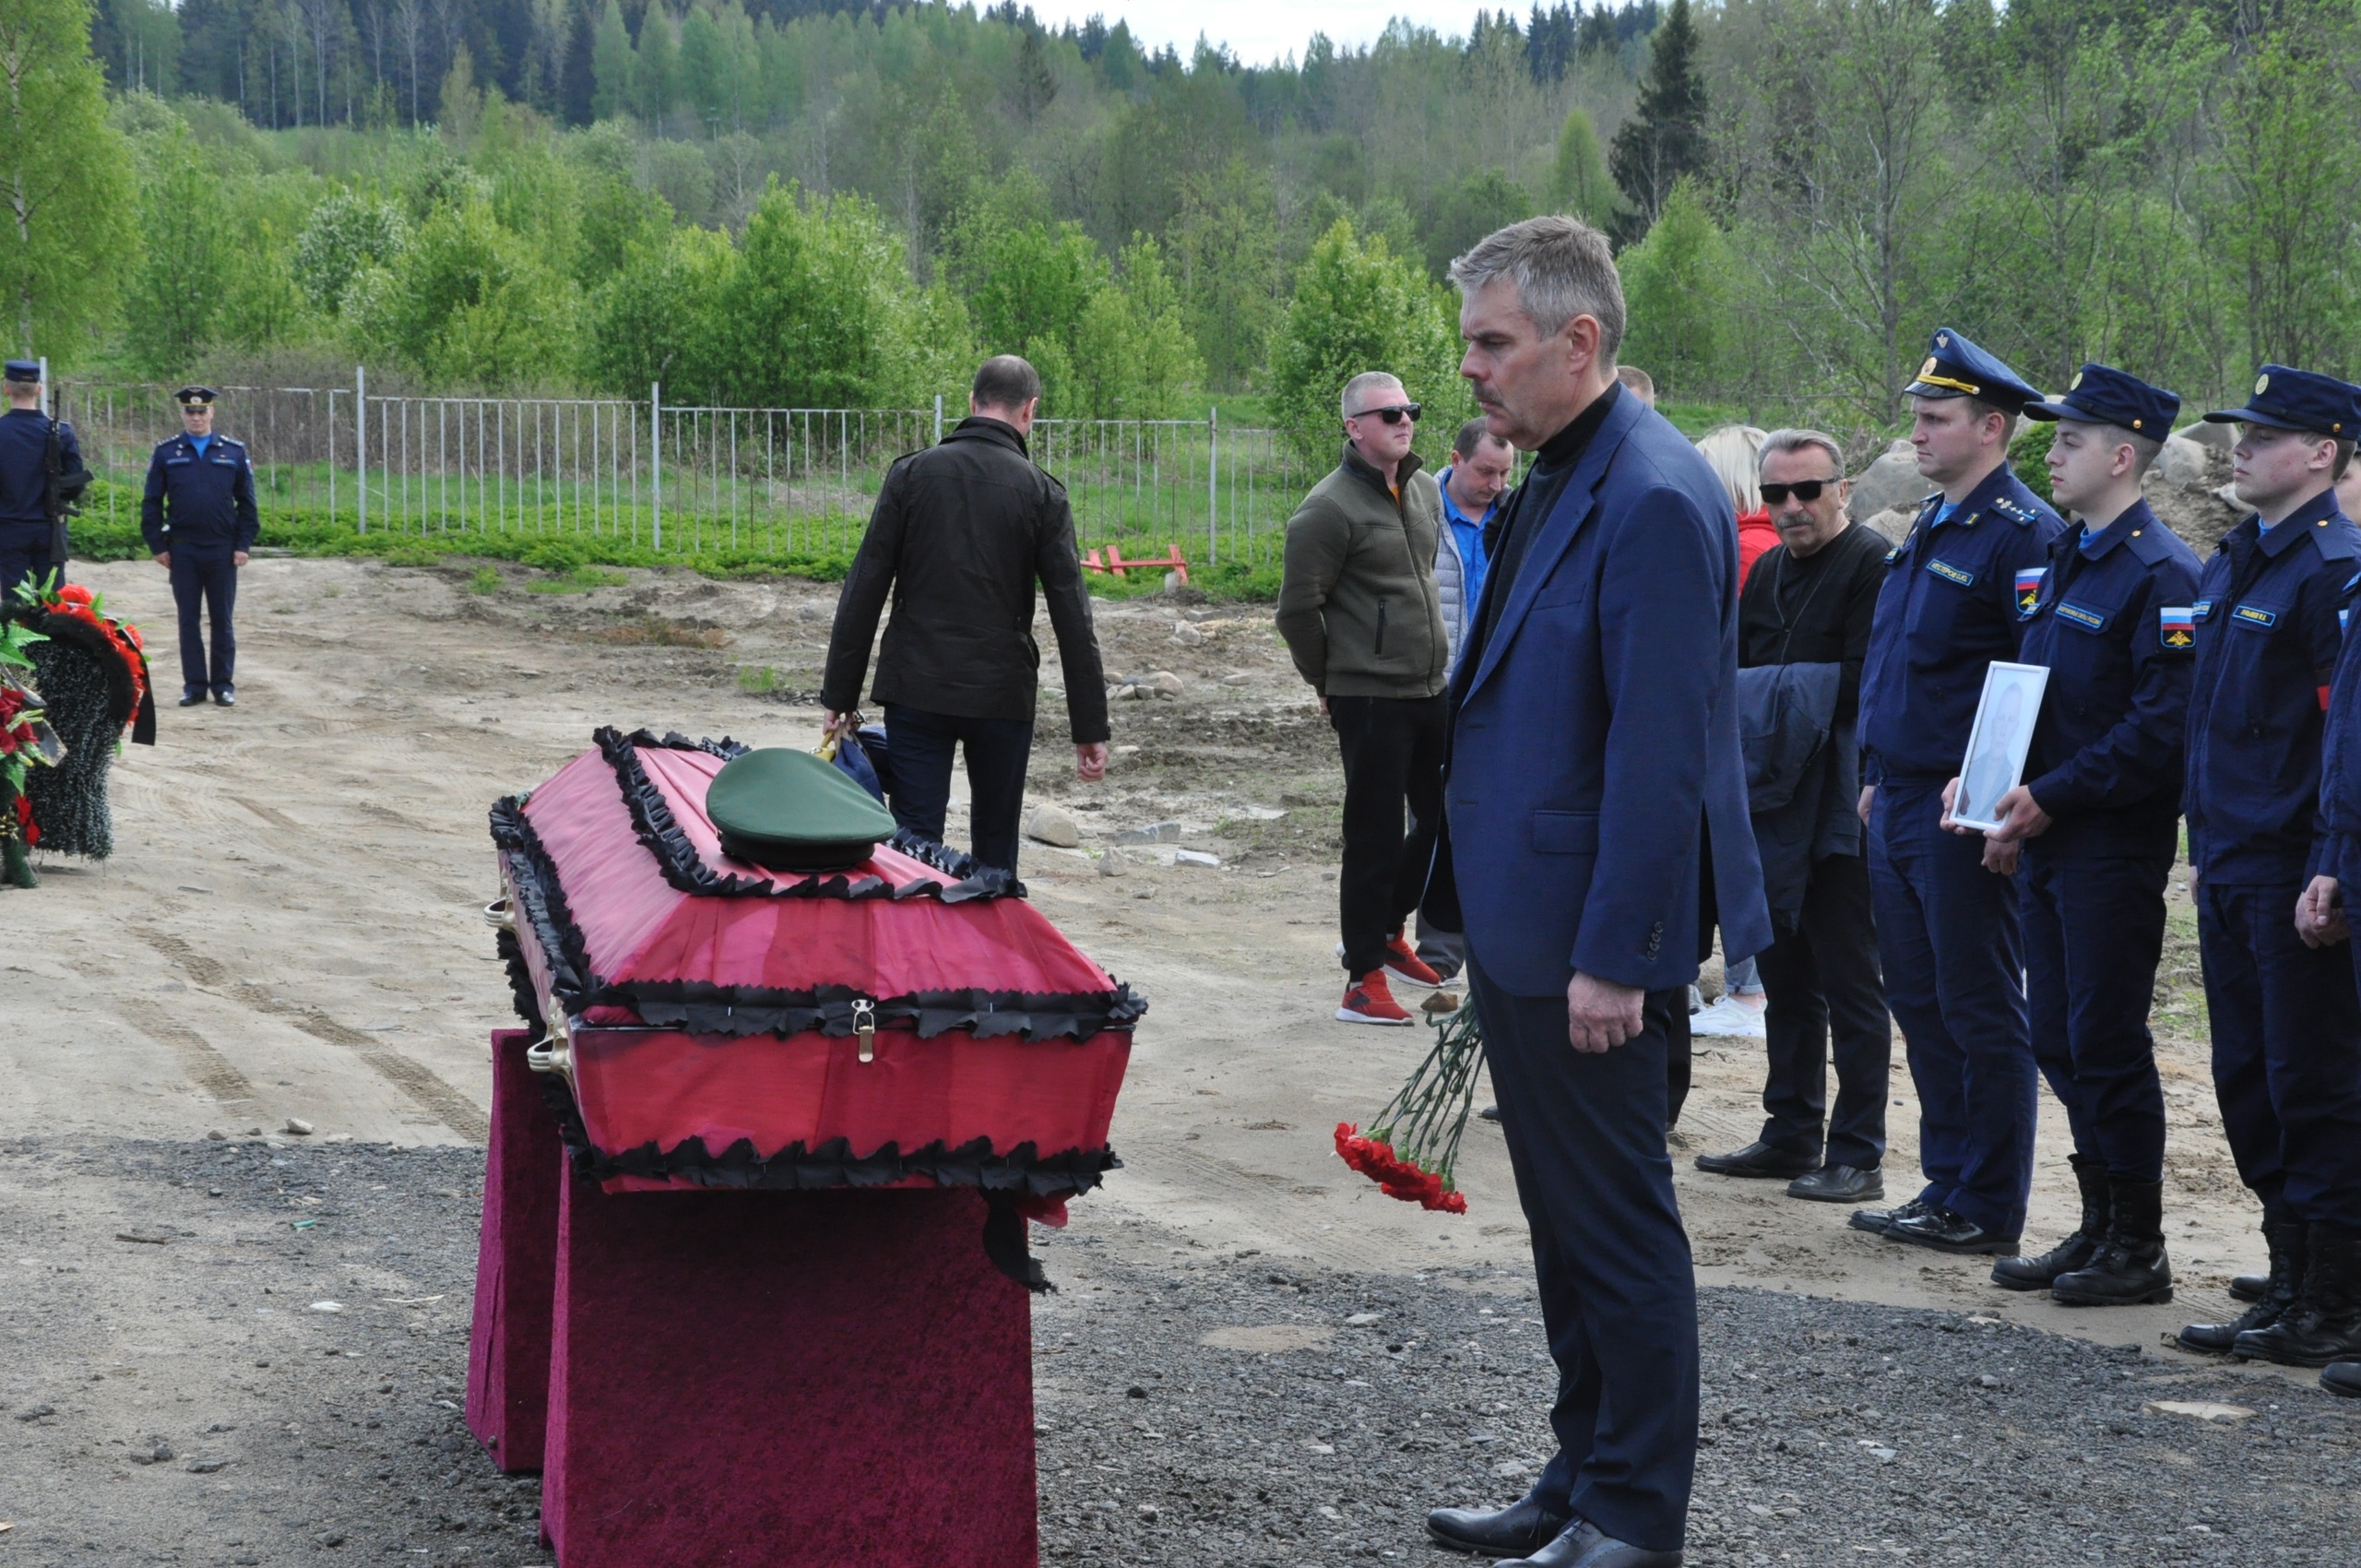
[1859,462,2067,784]
[1437,466,1496,616]
[2187,487,2361,885]
[2015,497,2201,860]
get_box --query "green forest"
[9,0,2360,463]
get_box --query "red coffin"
[492,729,1137,1201]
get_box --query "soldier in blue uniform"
[0,360,84,598]
[2176,366,2361,1364]
[1850,328,2066,1256]
[1948,364,2200,1307]
[141,386,257,707]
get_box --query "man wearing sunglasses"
[1695,431,1892,1206]
[1276,371,1453,1024]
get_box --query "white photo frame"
[1950,661,2050,832]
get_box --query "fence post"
[355,365,367,534]
[933,393,943,445]
[650,382,663,552]
[1207,406,1218,570]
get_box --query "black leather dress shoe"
[1694,1140,1820,1179]
[2230,1273,2266,1304]
[1789,1164,1881,1203]
[1849,1196,1929,1236]
[213,686,235,707]
[178,688,208,707]
[1427,1495,1571,1558]
[1884,1206,2019,1255]
[1501,1518,1681,1567]
[2322,1362,2361,1397]
[1479,1105,1501,1123]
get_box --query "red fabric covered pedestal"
[541,1175,1038,1568]
[466,1028,564,1473]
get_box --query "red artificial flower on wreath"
[28,580,147,724]
[1334,1122,1464,1213]
[11,792,36,847]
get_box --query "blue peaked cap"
[1903,327,2041,413]
[2022,363,2180,435]
[2203,365,2360,438]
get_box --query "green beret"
[706,747,896,873]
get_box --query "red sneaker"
[1382,931,1443,989]
[1337,969,1415,1025]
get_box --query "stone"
[2143,1399,2253,1423]
[1861,505,1916,545]
[1024,802,1081,849]
[184,1457,228,1474]
[2174,420,2234,450]
[1217,672,1252,686]
[1148,671,1183,696]
[284,1118,314,1136]
[2155,433,2215,490]
[307,1301,346,1314]
[1846,441,1929,521]
[1174,849,1220,868]
[1116,821,1182,846]
[1172,622,1208,646]
[1096,854,1127,878]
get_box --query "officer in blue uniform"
[1952,365,2201,1307]
[1850,328,2066,1255]
[141,386,257,707]
[0,359,83,599]
[2177,366,2361,1364]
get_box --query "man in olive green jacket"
[1277,370,1453,1024]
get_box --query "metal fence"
[53,378,1317,575]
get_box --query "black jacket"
[141,431,260,554]
[0,408,83,525]
[822,417,1109,742]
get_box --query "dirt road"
[0,554,2317,1559]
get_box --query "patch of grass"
[469,566,503,595]
[737,665,779,693]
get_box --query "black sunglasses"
[1761,479,1838,504]
[1350,402,1422,425]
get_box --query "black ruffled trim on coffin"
[622,980,1148,1042]
[496,927,546,1032]
[592,725,1023,903]
[489,788,1146,1039]
[537,1075,1107,1289]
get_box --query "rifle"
[42,393,88,568]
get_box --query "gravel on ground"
[5,1137,2356,1567]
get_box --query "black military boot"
[1991,1154,2109,1291]
[2179,1218,2305,1353]
[2236,1224,2361,1366]
[2051,1175,2173,1306]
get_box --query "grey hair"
[1759,427,1847,477]
[1448,215,1625,359]
[1340,370,1405,421]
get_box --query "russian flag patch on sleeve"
[2014,567,2047,616]
[2161,606,2195,647]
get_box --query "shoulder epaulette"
[1990,493,2045,526]
[2309,518,2361,564]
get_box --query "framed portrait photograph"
[1950,661,2051,832]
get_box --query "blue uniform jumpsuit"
[1858,464,2066,1239]
[2014,499,2201,1183]
[2186,492,2361,1231]
[0,408,83,599]
[140,430,258,698]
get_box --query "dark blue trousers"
[881,704,1034,873]
[2020,850,2170,1182]
[0,518,50,602]
[2198,881,2361,1229]
[1868,781,2036,1237]
[171,549,237,695]
[1466,957,1695,1554]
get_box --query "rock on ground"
[1026,802,1082,848]
[1847,442,1929,521]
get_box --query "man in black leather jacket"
[822,355,1109,872]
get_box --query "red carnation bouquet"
[1335,1002,1484,1213]
[14,574,148,732]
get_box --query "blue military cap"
[1904,327,2041,413]
[2022,363,2180,435]
[173,385,218,407]
[3,360,39,384]
[2203,364,2358,438]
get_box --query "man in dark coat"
[0,360,85,600]
[1422,216,1770,1568]
[141,386,258,707]
[822,355,1109,872]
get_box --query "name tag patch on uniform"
[1884,545,1901,564]
[2192,600,2213,620]
[2161,606,2195,647]
[1927,559,1975,588]
[2232,604,2278,629]
[2014,567,2047,615]
[2054,602,2106,631]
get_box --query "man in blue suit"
[1421,216,1770,1568]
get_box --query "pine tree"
[1551,108,1617,229]
[1607,0,1705,238]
